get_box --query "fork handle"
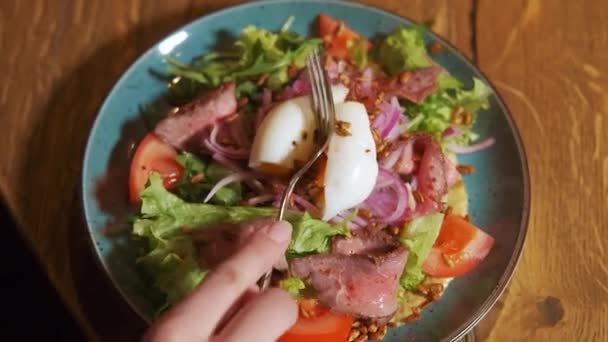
[277,141,330,221]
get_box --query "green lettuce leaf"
[438,73,463,90]
[137,235,207,308]
[289,212,350,255]
[134,174,275,239]
[377,26,431,75]
[136,173,346,254]
[454,78,492,114]
[349,38,369,70]
[134,174,349,308]
[280,277,306,297]
[405,77,490,146]
[399,213,445,290]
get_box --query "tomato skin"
[318,13,341,38]
[128,133,184,203]
[422,215,495,278]
[279,300,353,342]
[318,13,372,60]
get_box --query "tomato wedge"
[422,215,495,278]
[318,13,372,60]
[279,299,352,342]
[128,133,184,203]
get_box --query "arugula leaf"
[167,19,321,92]
[377,26,431,75]
[173,153,241,205]
[235,80,259,98]
[176,152,206,175]
[173,152,208,202]
[399,213,445,290]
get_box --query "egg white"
[249,84,349,174]
[322,101,378,220]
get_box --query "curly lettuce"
[398,213,444,290]
[134,174,347,309]
[289,212,350,255]
[406,78,491,146]
[377,26,431,75]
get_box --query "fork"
[259,50,336,290]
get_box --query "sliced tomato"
[279,299,352,342]
[318,13,372,60]
[318,13,341,38]
[422,215,495,278]
[128,133,184,203]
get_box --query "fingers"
[144,221,292,341]
[214,288,298,342]
[214,286,260,333]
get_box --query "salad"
[130,14,496,342]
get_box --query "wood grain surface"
[0,0,606,341]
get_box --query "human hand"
[143,220,298,342]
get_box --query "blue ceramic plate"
[82,1,530,340]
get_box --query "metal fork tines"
[259,50,336,290]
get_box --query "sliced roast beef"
[383,66,441,104]
[155,82,237,150]
[416,135,447,203]
[291,247,408,318]
[332,230,398,255]
[385,134,450,218]
[444,157,462,188]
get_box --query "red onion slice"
[227,114,248,147]
[379,145,404,170]
[442,125,463,139]
[212,152,242,171]
[448,137,495,154]
[332,210,368,231]
[254,88,273,130]
[245,194,276,206]
[361,168,411,223]
[292,194,322,218]
[373,97,401,137]
[211,153,264,192]
[279,71,311,99]
[385,116,410,142]
[394,139,415,175]
[204,173,249,203]
[203,124,249,159]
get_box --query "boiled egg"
[248,84,349,175]
[321,101,378,220]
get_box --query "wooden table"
[1,0,606,341]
